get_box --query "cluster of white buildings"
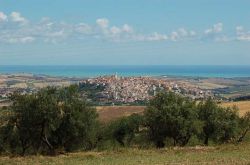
[82,75,213,103]
[0,74,214,104]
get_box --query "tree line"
[0,86,249,155]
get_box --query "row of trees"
[0,86,250,155]
[145,93,249,147]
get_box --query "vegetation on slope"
[0,85,250,165]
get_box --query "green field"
[1,142,250,165]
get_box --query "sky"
[0,0,250,65]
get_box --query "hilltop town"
[1,73,250,106]
[80,75,213,104]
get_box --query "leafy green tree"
[5,93,45,155]
[238,112,250,142]
[198,98,240,145]
[217,106,240,143]
[51,98,99,151]
[0,86,99,155]
[101,114,143,147]
[0,107,14,153]
[144,92,202,148]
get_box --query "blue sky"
[0,0,250,65]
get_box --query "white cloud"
[109,24,133,35]
[236,26,244,33]
[10,12,27,24]
[132,32,168,42]
[96,18,109,29]
[169,28,196,41]
[110,26,122,35]
[7,36,35,44]
[75,23,92,34]
[95,21,135,41]
[170,31,179,41]
[0,12,7,22]
[189,30,196,36]
[237,34,250,41]
[213,23,223,33]
[236,26,250,41]
[122,24,133,33]
[178,28,188,37]
[146,32,168,41]
[237,32,250,41]
[205,23,223,34]
[20,36,35,43]
[1,12,249,44]
[202,23,228,42]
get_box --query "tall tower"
[115,72,118,79]
[153,85,157,96]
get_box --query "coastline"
[0,65,250,78]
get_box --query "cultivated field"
[95,101,250,122]
[1,101,250,121]
[96,106,145,122]
[1,142,250,165]
[1,99,249,121]
[221,101,250,116]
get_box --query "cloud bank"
[0,11,249,44]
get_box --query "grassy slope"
[1,143,250,165]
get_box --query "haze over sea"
[0,65,249,78]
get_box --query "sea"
[0,65,250,78]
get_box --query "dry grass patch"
[96,101,250,122]
[96,106,145,122]
[221,101,250,116]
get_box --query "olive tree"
[144,92,202,148]
[0,86,98,155]
[238,112,250,142]
[198,98,240,145]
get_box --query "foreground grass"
[1,142,250,165]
